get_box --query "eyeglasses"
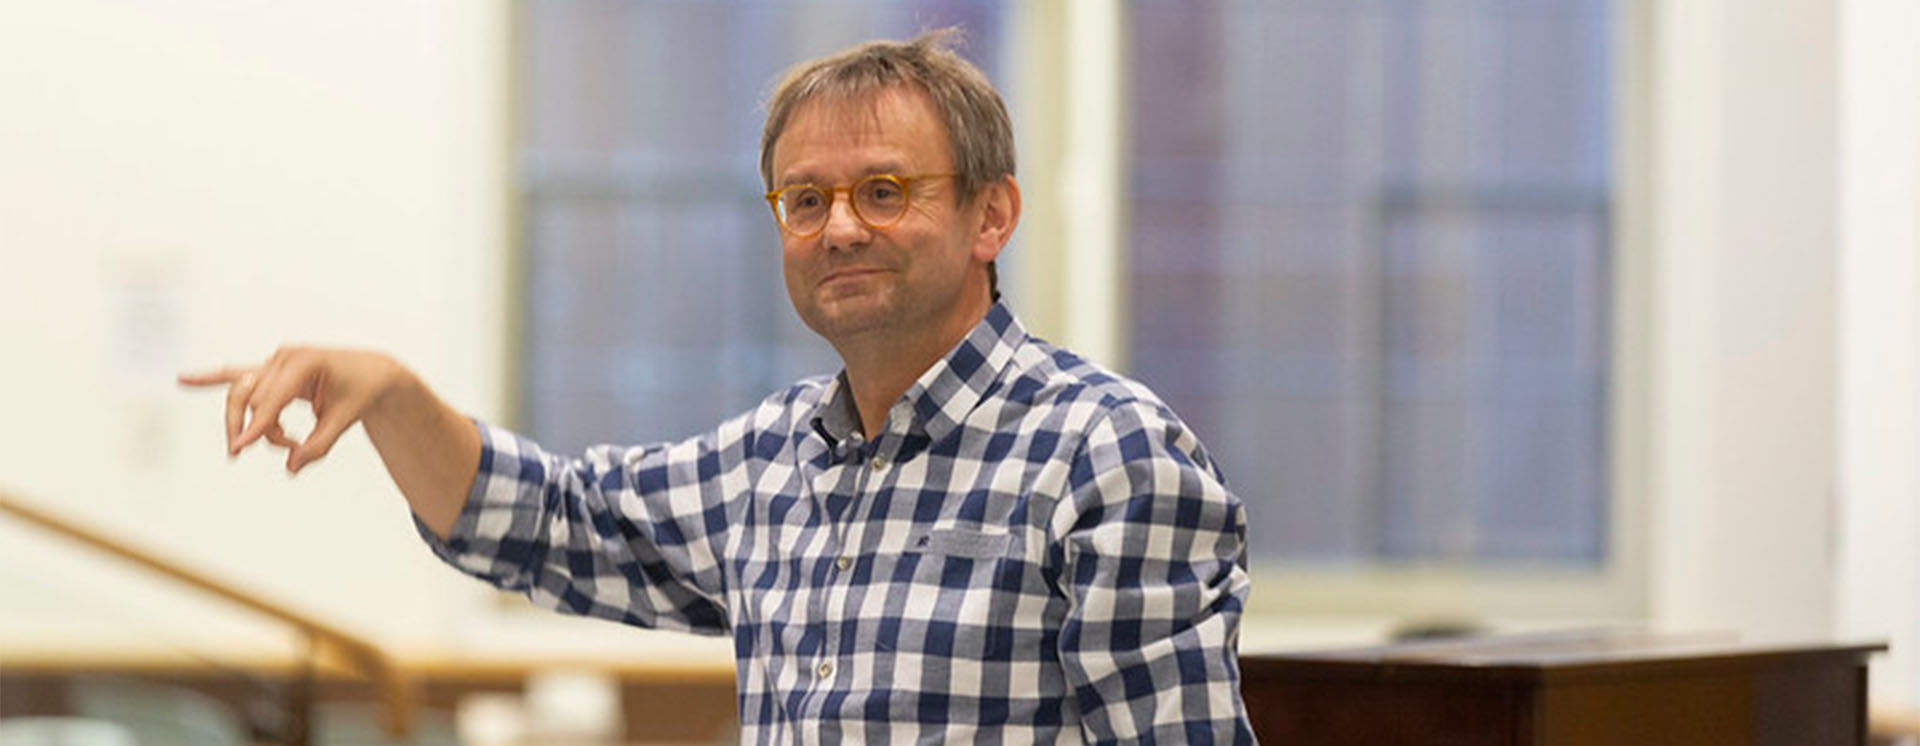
[764,173,954,237]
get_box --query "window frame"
[1008,0,1651,624]
[505,0,1655,626]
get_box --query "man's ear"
[971,175,1021,263]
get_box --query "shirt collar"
[811,300,1027,449]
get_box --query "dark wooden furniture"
[1240,631,1886,745]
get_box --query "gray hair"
[759,28,1017,206]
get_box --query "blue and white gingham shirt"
[420,301,1255,744]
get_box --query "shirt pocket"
[910,525,1014,560]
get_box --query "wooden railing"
[0,491,415,743]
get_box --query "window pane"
[1127,0,1614,564]
[520,0,1009,454]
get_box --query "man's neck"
[834,299,991,439]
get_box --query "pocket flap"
[912,527,1012,559]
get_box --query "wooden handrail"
[0,491,415,740]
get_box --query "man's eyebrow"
[776,161,913,187]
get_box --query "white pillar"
[1646,0,1840,641]
[1836,0,1920,707]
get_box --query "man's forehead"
[793,85,935,129]
[772,87,949,176]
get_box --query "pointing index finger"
[178,368,235,386]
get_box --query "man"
[183,30,1254,744]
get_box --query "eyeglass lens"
[779,176,909,233]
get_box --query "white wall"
[1836,0,1920,706]
[0,0,517,655]
[1645,0,1837,642]
[1645,0,1920,707]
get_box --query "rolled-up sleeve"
[1052,401,1255,744]
[415,420,735,635]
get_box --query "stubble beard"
[801,281,912,344]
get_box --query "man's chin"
[802,296,898,339]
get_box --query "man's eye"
[792,191,824,209]
[863,182,903,203]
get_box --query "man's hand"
[179,346,481,537]
[178,346,407,474]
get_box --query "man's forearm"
[362,372,483,539]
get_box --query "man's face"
[769,87,988,344]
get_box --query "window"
[516,0,1621,580]
[1127,0,1616,566]
[518,0,1009,454]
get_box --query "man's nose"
[820,192,871,250]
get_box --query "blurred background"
[1,0,1914,743]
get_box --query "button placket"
[832,434,888,582]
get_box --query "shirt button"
[869,454,888,471]
[816,661,834,678]
[836,556,853,572]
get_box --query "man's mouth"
[821,267,888,285]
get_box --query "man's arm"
[184,345,736,633]
[179,346,480,538]
[1051,401,1255,744]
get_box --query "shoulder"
[1008,338,1182,430]
[1015,341,1242,547]
[768,372,838,412]
[639,373,835,467]
[725,373,834,430]
[999,336,1219,474]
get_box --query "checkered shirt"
[419,301,1255,744]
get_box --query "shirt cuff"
[411,418,530,572]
